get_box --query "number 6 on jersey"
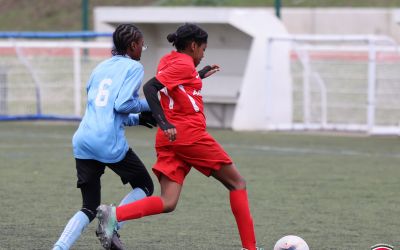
[95,79,112,107]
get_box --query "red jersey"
[155,51,206,146]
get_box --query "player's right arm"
[143,77,177,142]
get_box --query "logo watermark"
[371,244,394,250]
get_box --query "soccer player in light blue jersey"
[52,24,156,250]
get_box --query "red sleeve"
[156,59,195,91]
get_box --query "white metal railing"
[0,40,112,118]
[1,37,400,135]
[267,34,400,135]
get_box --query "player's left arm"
[198,64,220,79]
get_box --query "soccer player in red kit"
[96,23,262,250]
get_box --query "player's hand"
[199,64,220,79]
[139,111,157,129]
[163,127,177,142]
[158,120,176,141]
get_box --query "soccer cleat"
[96,204,118,250]
[110,231,126,250]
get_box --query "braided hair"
[166,23,208,51]
[112,24,143,56]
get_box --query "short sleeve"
[156,59,195,91]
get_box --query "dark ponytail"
[112,24,143,56]
[167,32,178,44]
[167,23,208,51]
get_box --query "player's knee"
[161,198,178,213]
[163,203,177,213]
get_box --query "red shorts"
[152,133,232,185]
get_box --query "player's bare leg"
[114,174,182,221]
[211,163,246,191]
[158,175,182,212]
[212,164,258,250]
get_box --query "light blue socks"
[117,187,147,230]
[52,188,146,249]
[53,211,89,250]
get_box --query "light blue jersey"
[72,55,150,163]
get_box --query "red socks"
[115,191,256,249]
[230,189,256,250]
[116,196,164,222]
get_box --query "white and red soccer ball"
[274,235,309,250]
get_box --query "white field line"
[223,143,400,159]
[0,131,71,140]
[0,144,72,149]
[1,139,399,159]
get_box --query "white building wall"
[281,8,400,42]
